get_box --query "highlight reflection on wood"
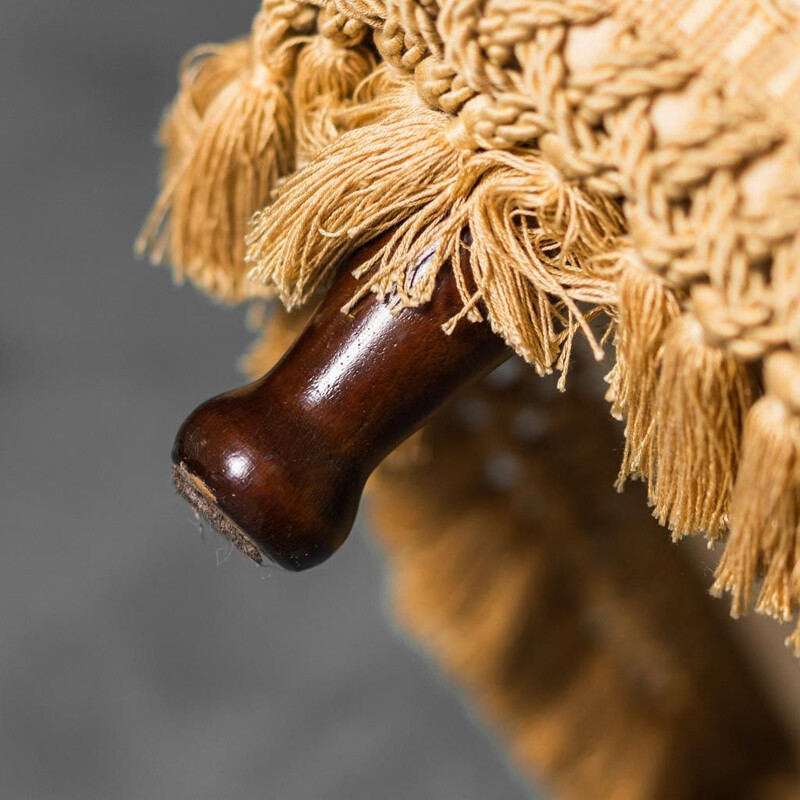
[172,236,509,570]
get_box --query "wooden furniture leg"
[172,236,509,570]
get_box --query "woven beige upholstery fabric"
[613,0,800,139]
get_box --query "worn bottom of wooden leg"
[172,463,264,566]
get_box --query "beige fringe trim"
[650,314,755,540]
[713,396,800,619]
[608,249,681,487]
[713,351,800,652]
[247,96,623,374]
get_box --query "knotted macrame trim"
[139,0,800,654]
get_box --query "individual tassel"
[156,39,251,180]
[137,2,309,301]
[712,351,800,636]
[453,158,623,372]
[650,314,754,540]
[292,5,376,165]
[246,91,481,308]
[607,251,681,489]
[246,93,624,374]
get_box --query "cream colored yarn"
[141,0,800,653]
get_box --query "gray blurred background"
[0,2,534,798]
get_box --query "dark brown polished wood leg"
[172,235,510,570]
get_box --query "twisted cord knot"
[625,203,695,278]
[690,284,782,360]
[318,4,369,45]
[395,0,444,58]
[375,19,428,71]
[457,92,549,150]
[414,55,475,113]
[439,0,607,95]
[538,132,608,180]
[252,1,317,65]
[334,0,388,26]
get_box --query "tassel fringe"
[650,315,754,540]
[292,7,376,164]
[156,40,252,179]
[246,97,471,307]
[712,351,800,654]
[712,395,800,619]
[609,254,681,488]
[139,70,294,300]
[137,6,306,301]
[246,99,623,374]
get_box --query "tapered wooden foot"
[172,236,509,570]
